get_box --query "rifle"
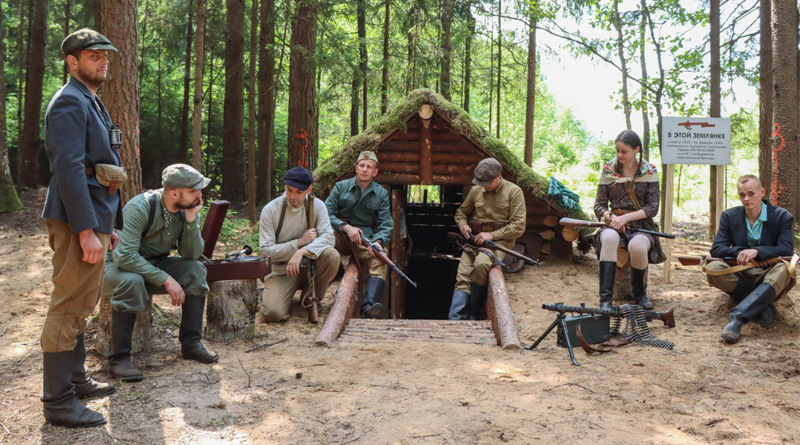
[359,235,418,288]
[300,195,319,323]
[446,232,507,267]
[559,217,676,239]
[677,255,794,267]
[529,303,675,366]
[448,232,540,266]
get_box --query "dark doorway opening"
[402,185,465,319]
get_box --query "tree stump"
[96,292,154,355]
[612,262,648,301]
[204,279,261,343]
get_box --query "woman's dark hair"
[614,129,643,175]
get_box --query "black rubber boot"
[72,334,115,399]
[43,351,107,428]
[599,261,616,310]
[108,311,144,382]
[722,283,777,344]
[360,277,385,319]
[180,296,219,363]
[728,279,775,328]
[467,283,488,320]
[631,267,654,310]
[448,290,470,320]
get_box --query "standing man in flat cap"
[257,167,340,323]
[102,164,218,382]
[326,151,394,318]
[448,158,526,320]
[40,28,123,428]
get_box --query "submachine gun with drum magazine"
[528,303,676,366]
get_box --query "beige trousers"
[706,261,795,300]
[333,232,388,279]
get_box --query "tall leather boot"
[599,261,616,310]
[728,279,775,328]
[721,283,777,344]
[180,296,219,363]
[108,311,144,382]
[43,351,106,428]
[631,267,654,310]
[467,283,488,320]
[448,290,470,320]
[360,277,385,319]
[72,334,115,399]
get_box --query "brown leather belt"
[470,220,508,233]
[611,209,635,215]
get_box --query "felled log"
[431,152,484,164]
[204,279,262,343]
[378,151,420,162]
[96,292,153,355]
[539,229,555,241]
[487,267,522,350]
[315,260,360,347]
[432,163,475,176]
[380,162,420,174]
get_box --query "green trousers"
[102,257,209,313]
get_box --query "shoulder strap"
[142,193,158,237]
[275,197,289,240]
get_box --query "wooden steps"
[338,319,497,345]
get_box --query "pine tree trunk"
[759,0,773,197]
[771,0,799,218]
[156,39,163,152]
[62,0,70,84]
[405,9,414,95]
[381,0,390,115]
[612,0,632,130]
[710,0,720,237]
[223,0,246,202]
[463,5,474,113]
[523,13,535,167]
[93,0,102,30]
[257,0,275,203]
[495,0,501,138]
[440,0,453,100]
[489,21,493,133]
[357,0,367,130]
[18,0,48,189]
[192,0,206,170]
[287,0,318,170]
[350,73,359,136]
[247,0,258,223]
[0,1,22,214]
[179,1,194,164]
[639,0,650,160]
[102,0,142,204]
[14,0,25,184]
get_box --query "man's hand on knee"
[164,276,185,306]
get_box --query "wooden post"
[390,187,408,319]
[315,260,360,347]
[714,164,724,231]
[204,279,261,343]
[662,164,675,283]
[418,106,433,185]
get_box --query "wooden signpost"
[661,117,731,283]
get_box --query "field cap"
[284,167,313,191]
[162,164,211,189]
[356,151,379,165]
[472,158,502,186]
[62,28,118,56]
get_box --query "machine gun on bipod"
[528,303,676,366]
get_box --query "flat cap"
[162,164,211,190]
[472,158,502,186]
[356,151,379,165]
[284,166,314,191]
[61,28,118,56]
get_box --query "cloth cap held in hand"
[162,164,211,190]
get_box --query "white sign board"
[661,117,731,165]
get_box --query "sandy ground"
[2,189,800,445]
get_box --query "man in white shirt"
[257,167,340,322]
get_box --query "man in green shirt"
[325,151,394,318]
[102,164,218,381]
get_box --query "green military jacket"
[455,179,527,248]
[325,177,394,245]
[111,189,205,286]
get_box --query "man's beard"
[76,66,106,88]
[176,197,202,210]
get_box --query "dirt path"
[1,190,799,445]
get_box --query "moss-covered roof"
[313,89,591,221]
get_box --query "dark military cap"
[61,28,118,56]
[284,167,314,191]
[472,158,502,186]
[162,164,211,190]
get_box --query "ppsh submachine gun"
[447,232,541,267]
[528,303,676,366]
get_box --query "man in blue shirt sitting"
[706,175,796,343]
